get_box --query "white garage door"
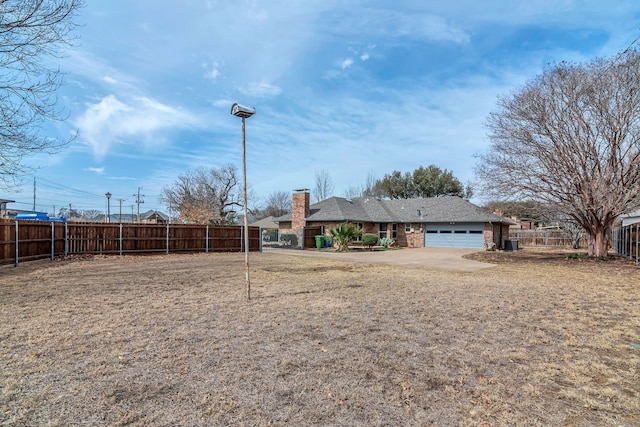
[424,223,484,249]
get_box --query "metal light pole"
[231,103,255,300]
[105,192,112,223]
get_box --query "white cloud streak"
[75,95,201,159]
[239,81,282,98]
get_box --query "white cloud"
[204,62,222,80]
[360,53,370,61]
[102,76,118,84]
[410,14,470,44]
[75,95,201,159]
[86,167,105,174]
[326,8,470,45]
[341,58,354,69]
[239,81,282,97]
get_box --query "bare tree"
[161,165,240,224]
[362,170,382,198]
[343,185,363,199]
[560,220,586,250]
[313,169,334,202]
[476,50,640,257]
[483,200,549,224]
[263,190,291,218]
[343,171,381,199]
[0,0,85,187]
[81,209,103,222]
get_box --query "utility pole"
[33,177,36,211]
[133,187,144,223]
[117,199,125,223]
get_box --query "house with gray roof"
[275,189,515,249]
[621,209,640,227]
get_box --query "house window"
[392,223,397,239]
[379,223,388,240]
[353,222,363,241]
[405,223,411,233]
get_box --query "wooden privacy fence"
[508,229,586,248]
[0,220,261,266]
[612,223,639,265]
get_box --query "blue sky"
[8,0,640,215]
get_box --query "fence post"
[119,223,123,256]
[166,223,169,254]
[51,222,55,261]
[206,225,209,253]
[240,225,243,253]
[628,224,632,260]
[14,221,18,267]
[259,227,263,252]
[636,224,640,265]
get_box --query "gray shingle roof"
[276,196,515,224]
[250,215,279,228]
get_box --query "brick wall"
[484,223,510,249]
[292,190,309,231]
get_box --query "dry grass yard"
[1,249,639,426]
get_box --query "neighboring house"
[250,215,279,242]
[105,210,168,224]
[141,210,168,224]
[275,189,515,249]
[621,209,640,227]
[0,199,16,218]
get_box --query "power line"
[35,176,104,199]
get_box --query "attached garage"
[424,223,485,249]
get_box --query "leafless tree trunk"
[0,0,85,187]
[476,50,640,257]
[313,169,334,202]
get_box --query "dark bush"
[362,233,378,249]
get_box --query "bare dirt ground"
[1,248,639,426]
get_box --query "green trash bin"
[315,235,325,249]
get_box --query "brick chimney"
[292,189,310,230]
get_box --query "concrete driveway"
[265,247,495,272]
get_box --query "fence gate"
[303,226,323,249]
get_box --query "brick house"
[275,189,515,249]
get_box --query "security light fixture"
[231,103,256,119]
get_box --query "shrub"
[328,223,361,251]
[380,237,395,249]
[566,252,588,260]
[362,233,379,250]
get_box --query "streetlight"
[231,102,256,300]
[105,192,112,223]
